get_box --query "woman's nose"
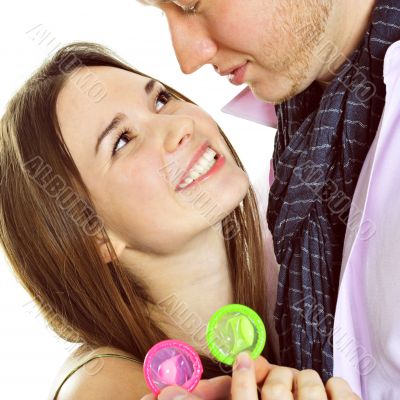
[163,116,194,153]
[166,12,218,74]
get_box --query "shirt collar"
[221,86,278,128]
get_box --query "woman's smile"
[175,143,226,191]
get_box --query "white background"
[0,1,276,398]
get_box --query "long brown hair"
[0,42,271,378]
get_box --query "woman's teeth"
[179,147,217,189]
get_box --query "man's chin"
[248,75,306,105]
[248,83,292,105]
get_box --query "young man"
[139,1,400,398]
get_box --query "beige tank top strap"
[53,353,142,400]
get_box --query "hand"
[140,352,360,400]
[230,352,360,400]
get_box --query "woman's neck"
[123,226,233,355]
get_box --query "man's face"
[141,0,334,104]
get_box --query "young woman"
[0,42,358,399]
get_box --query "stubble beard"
[259,0,333,104]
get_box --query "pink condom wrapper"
[143,339,203,395]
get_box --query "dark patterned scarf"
[267,0,400,382]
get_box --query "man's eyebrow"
[95,79,158,155]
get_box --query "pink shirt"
[332,40,400,399]
[223,40,400,397]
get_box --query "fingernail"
[235,351,252,370]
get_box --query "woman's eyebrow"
[144,79,157,95]
[95,79,158,156]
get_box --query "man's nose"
[166,12,218,74]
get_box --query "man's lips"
[218,62,249,86]
[219,62,248,77]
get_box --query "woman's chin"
[207,170,250,221]
[175,165,250,229]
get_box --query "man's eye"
[155,89,172,112]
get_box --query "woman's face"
[56,66,249,255]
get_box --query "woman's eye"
[182,1,200,15]
[112,131,131,156]
[155,89,172,112]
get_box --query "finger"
[254,356,299,386]
[254,356,274,384]
[325,377,361,400]
[158,386,202,400]
[192,375,232,399]
[231,352,258,400]
[295,369,327,400]
[260,366,294,400]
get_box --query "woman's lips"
[228,62,248,86]
[176,141,211,187]
[175,154,226,192]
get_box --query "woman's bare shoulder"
[49,345,148,400]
